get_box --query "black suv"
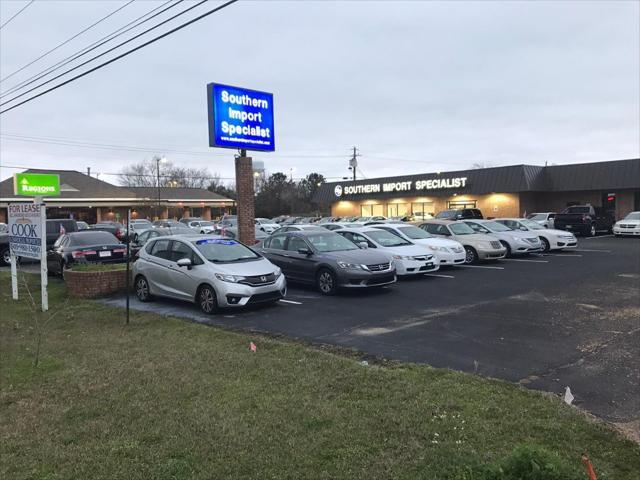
[435,208,483,220]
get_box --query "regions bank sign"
[207,83,275,152]
[334,177,468,197]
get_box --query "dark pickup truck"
[553,205,615,236]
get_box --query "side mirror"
[297,248,312,256]
[176,258,192,268]
[357,241,369,249]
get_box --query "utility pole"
[87,167,91,177]
[349,146,360,181]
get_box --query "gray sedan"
[259,230,397,295]
[463,220,543,256]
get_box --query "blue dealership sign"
[207,83,275,152]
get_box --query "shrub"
[71,262,128,272]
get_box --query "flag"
[582,454,598,480]
[563,386,574,405]
[250,342,257,352]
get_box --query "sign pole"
[125,208,131,325]
[36,196,48,312]
[10,253,18,300]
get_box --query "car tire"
[135,275,152,302]
[588,223,596,237]
[316,268,338,296]
[197,284,218,314]
[0,246,10,267]
[540,237,550,252]
[464,246,478,264]
[499,241,512,257]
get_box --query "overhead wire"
[0,0,35,30]
[1,0,136,85]
[0,0,216,111]
[1,0,180,97]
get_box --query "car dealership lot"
[99,236,640,423]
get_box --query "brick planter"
[64,268,131,299]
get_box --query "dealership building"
[0,169,235,224]
[316,158,640,220]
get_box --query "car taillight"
[113,248,126,254]
[72,250,97,258]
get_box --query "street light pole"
[156,156,167,220]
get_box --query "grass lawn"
[1,272,639,479]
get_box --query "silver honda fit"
[133,234,286,314]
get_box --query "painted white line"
[549,254,583,257]
[454,265,505,270]
[573,249,611,253]
[424,273,456,278]
[501,258,549,263]
[279,299,302,305]
[583,234,615,239]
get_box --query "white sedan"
[371,223,466,266]
[463,220,543,256]
[613,211,640,236]
[255,218,280,234]
[494,218,577,252]
[335,227,439,276]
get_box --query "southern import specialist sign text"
[207,83,275,152]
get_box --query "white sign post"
[8,200,48,312]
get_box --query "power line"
[0,133,349,158]
[0,0,135,85]
[0,0,35,30]
[1,0,180,98]
[0,0,214,110]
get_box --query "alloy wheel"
[540,237,550,252]
[464,246,477,264]
[590,224,596,237]
[136,277,150,301]
[317,271,336,295]
[199,286,217,314]
[1,248,10,266]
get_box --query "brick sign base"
[64,269,130,298]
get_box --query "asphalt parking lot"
[97,236,637,423]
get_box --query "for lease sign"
[8,203,44,260]
[207,83,275,152]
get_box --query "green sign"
[13,173,60,197]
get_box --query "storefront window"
[447,200,477,210]
[361,204,384,217]
[411,202,434,219]
[387,203,409,217]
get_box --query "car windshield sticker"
[195,239,238,245]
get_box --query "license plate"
[566,225,572,229]
[99,251,111,257]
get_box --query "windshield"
[70,232,119,246]
[132,220,151,225]
[398,226,432,239]
[306,233,359,252]
[256,218,271,224]
[199,221,215,227]
[449,223,475,235]
[563,206,590,214]
[623,212,640,220]
[484,221,513,232]
[194,238,260,262]
[520,219,544,230]
[527,214,546,221]
[366,230,412,247]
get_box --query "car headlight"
[215,273,247,283]
[392,255,413,260]
[273,267,282,278]
[337,261,363,269]
[428,245,447,252]
[512,236,525,242]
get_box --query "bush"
[71,262,128,272]
[449,444,585,480]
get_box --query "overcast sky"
[0,0,638,185]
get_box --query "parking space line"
[501,258,549,263]
[583,234,615,239]
[455,265,505,270]
[279,299,302,305]
[548,253,583,257]
[424,273,455,278]
[573,249,611,253]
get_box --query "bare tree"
[21,275,71,367]
[118,159,214,189]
